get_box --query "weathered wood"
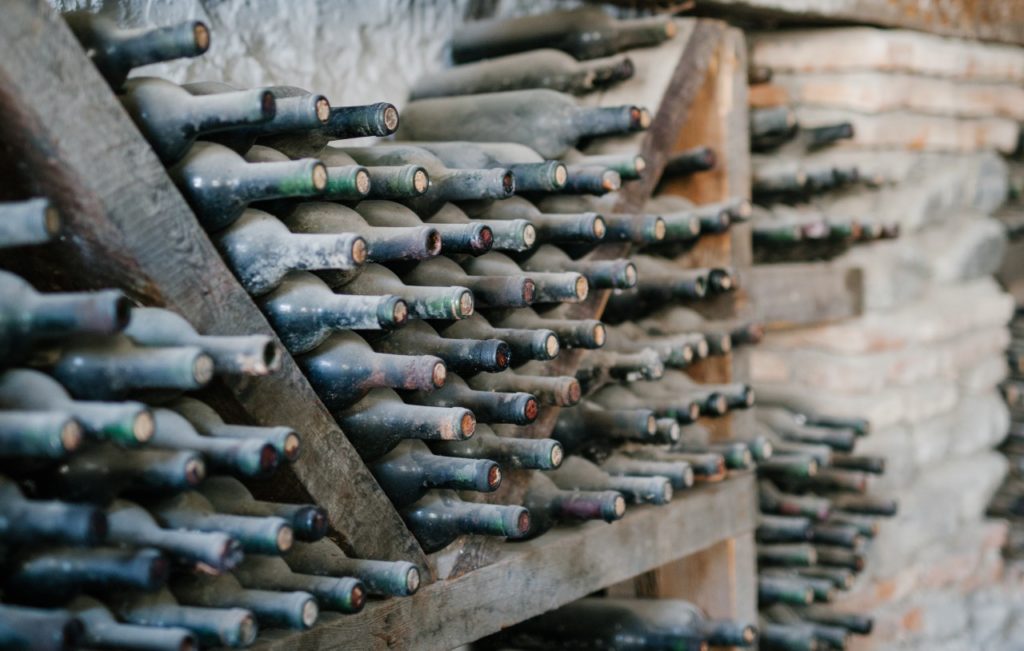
[250,473,758,651]
[749,82,791,108]
[746,262,864,329]
[715,5,1024,48]
[0,0,426,567]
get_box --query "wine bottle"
[423,202,534,253]
[765,574,836,604]
[0,410,82,459]
[411,49,634,98]
[169,397,300,463]
[215,209,366,296]
[279,200,441,263]
[334,388,474,461]
[148,409,277,478]
[317,148,428,200]
[69,595,196,651]
[757,621,819,651]
[285,538,421,597]
[662,146,717,179]
[399,90,647,159]
[463,252,588,303]
[399,490,530,552]
[517,244,637,289]
[537,195,665,243]
[120,77,275,165]
[47,446,206,502]
[439,313,560,364]
[370,320,510,375]
[124,306,280,377]
[468,304,595,354]
[591,384,701,424]
[758,515,812,544]
[450,8,676,62]
[758,454,819,481]
[299,331,445,411]
[170,572,317,630]
[256,98,400,158]
[405,256,537,308]
[577,349,665,386]
[829,494,897,516]
[232,555,365,613]
[549,455,672,505]
[0,603,84,651]
[405,141,568,194]
[499,596,750,650]
[431,423,563,470]
[356,200,495,255]
[0,476,106,546]
[520,471,624,538]
[466,369,581,407]
[560,165,622,195]
[756,408,857,452]
[182,82,329,154]
[0,198,62,249]
[601,452,694,490]
[604,325,705,368]
[757,544,817,568]
[199,476,326,542]
[830,454,885,474]
[553,401,659,454]
[368,439,501,508]
[335,144,514,214]
[245,144,369,202]
[38,335,213,400]
[168,142,327,232]
[149,491,293,555]
[259,271,406,354]
[105,499,243,572]
[3,547,169,604]
[0,270,130,364]
[64,12,209,89]
[110,589,257,648]
[333,263,475,320]
[759,482,831,520]
[405,372,539,425]
[750,106,798,150]
[758,575,815,607]
[564,149,647,180]
[808,523,864,550]
[464,196,606,243]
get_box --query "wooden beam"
[0,0,426,567]
[251,474,759,651]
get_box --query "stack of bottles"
[989,308,1024,556]
[747,86,901,264]
[752,401,895,650]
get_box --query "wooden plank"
[0,0,426,567]
[700,2,1024,47]
[250,473,759,651]
[749,82,791,108]
[747,262,864,329]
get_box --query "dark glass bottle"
[231,556,366,613]
[439,313,560,364]
[147,409,278,478]
[170,572,318,630]
[3,547,169,604]
[69,595,196,651]
[0,603,84,651]
[466,371,581,407]
[330,263,474,321]
[600,453,694,490]
[0,476,106,546]
[256,96,400,158]
[370,320,510,375]
[520,471,624,538]
[463,251,588,304]
[0,410,83,459]
[564,149,647,180]
[356,200,496,256]
[368,439,500,508]
[591,384,700,424]
[148,491,293,555]
[199,476,328,542]
[399,490,531,552]
[562,164,622,195]
[404,372,539,425]
[285,538,421,597]
[0,198,62,249]
[423,202,533,253]
[549,455,672,505]
[552,401,659,456]
[464,196,606,244]
[404,256,537,308]
[46,446,206,503]
[110,589,257,648]
[169,397,301,463]
[484,307,605,350]
[517,244,637,290]
[430,423,563,470]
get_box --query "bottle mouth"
[459,411,477,439]
[522,223,537,248]
[474,225,494,253]
[592,323,606,347]
[553,163,568,188]
[501,171,516,195]
[405,566,422,594]
[549,443,564,468]
[300,598,319,629]
[564,379,581,405]
[184,456,207,486]
[543,333,560,359]
[573,276,589,301]
[282,431,301,461]
[311,162,329,191]
[522,279,537,304]
[237,614,258,647]
[350,584,366,612]
[259,90,277,119]
[601,170,621,192]
[633,155,648,174]
[622,263,638,288]
[276,525,295,552]
[643,414,657,436]
[522,397,539,423]
[192,353,215,385]
[424,229,443,256]
[259,444,280,474]
[351,237,368,265]
[457,290,474,318]
[43,204,63,236]
[261,340,283,372]
[178,633,197,651]
[389,298,409,326]
[192,22,211,52]
[651,217,667,241]
[493,341,511,370]
[60,419,84,452]
[592,215,607,239]
[314,97,331,123]
[431,362,447,388]
[486,464,502,490]
[355,169,371,195]
[611,495,627,520]
[382,105,400,132]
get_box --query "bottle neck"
[190,88,276,136]
[574,105,645,140]
[319,103,399,139]
[434,168,515,201]
[112,21,209,72]
[26,289,129,338]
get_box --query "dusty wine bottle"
[0,270,130,364]
[553,402,658,453]
[69,595,197,651]
[412,49,634,98]
[3,547,169,604]
[758,576,815,607]
[110,589,257,648]
[256,98,400,158]
[560,165,622,195]
[464,196,606,243]
[549,455,672,505]
[466,371,581,407]
[170,572,317,630]
[0,198,62,249]
[405,372,539,425]
[64,11,209,89]
[120,77,275,165]
[404,256,536,308]
[759,482,831,521]
[285,539,421,597]
[399,490,531,552]
[577,349,665,386]
[0,603,84,651]
[232,555,365,613]
[168,142,327,232]
[758,544,817,568]
[463,252,588,303]
[0,410,82,459]
[334,388,474,461]
[357,200,496,255]
[332,263,474,321]
[259,271,406,354]
[423,202,533,253]
[591,384,700,425]
[317,148,429,200]
[520,471,624,538]
[565,149,648,180]
[450,7,676,62]
[370,320,510,375]
[662,146,717,179]
[215,209,366,296]
[48,446,206,502]
[399,90,648,159]
[169,397,300,463]
[244,144,368,203]
[440,313,560,364]
[368,439,501,507]
[601,452,694,490]
[517,245,637,290]
[149,491,293,555]
[148,409,277,478]
[199,476,326,542]
[0,476,106,546]
[125,306,280,377]
[38,336,214,400]
[431,423,563,470]
[406,141,567,194]
[105,499,243,572]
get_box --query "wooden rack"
[0,2,758,648]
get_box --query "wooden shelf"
[746,261,864,329]
[250,473,758,651]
